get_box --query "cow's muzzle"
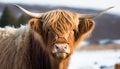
[52,43,70,59]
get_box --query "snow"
[79,41,90,46]
[99,39,111,44]
[69,50,120,69]
[112,40,120,44]
[98,39,120,44]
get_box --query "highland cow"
[0,5,113,69]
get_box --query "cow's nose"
[54,44,68,53]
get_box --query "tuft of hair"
[41,9,79,36]
[0,25,30,44]
[0,25,29,35]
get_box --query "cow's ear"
[74,18,95,44]
[29,18,43,33]
[77,18,95,35]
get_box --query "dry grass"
[78,44,120,50]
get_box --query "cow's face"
[28,10,95,59]
[44,23,75,59]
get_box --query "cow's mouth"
[52,52,69,59]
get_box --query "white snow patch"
[112,40,120,44]
[69,50,120,69]
[99,39,111,44]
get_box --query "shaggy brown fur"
[0,9,95,69]
[40,10,94,46]
[115,63,120,69]
[41,10,78,34]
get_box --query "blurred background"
[0,0,120,69]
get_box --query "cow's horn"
[14,4,41,18]
[79,7,114,19]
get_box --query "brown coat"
[0,9,95,69]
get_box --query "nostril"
[64,46,67,49]
[55,46,59,49]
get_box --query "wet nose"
[54,44,69,53]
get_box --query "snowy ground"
[69,50,120,69]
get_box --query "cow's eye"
[73,29,76,33]
[47,29,50,32]
[44,29,50,33]
[39,18,44,23]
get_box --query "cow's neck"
[27,32,70,69]
[50,57,70,69]
[26,32,52,69]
